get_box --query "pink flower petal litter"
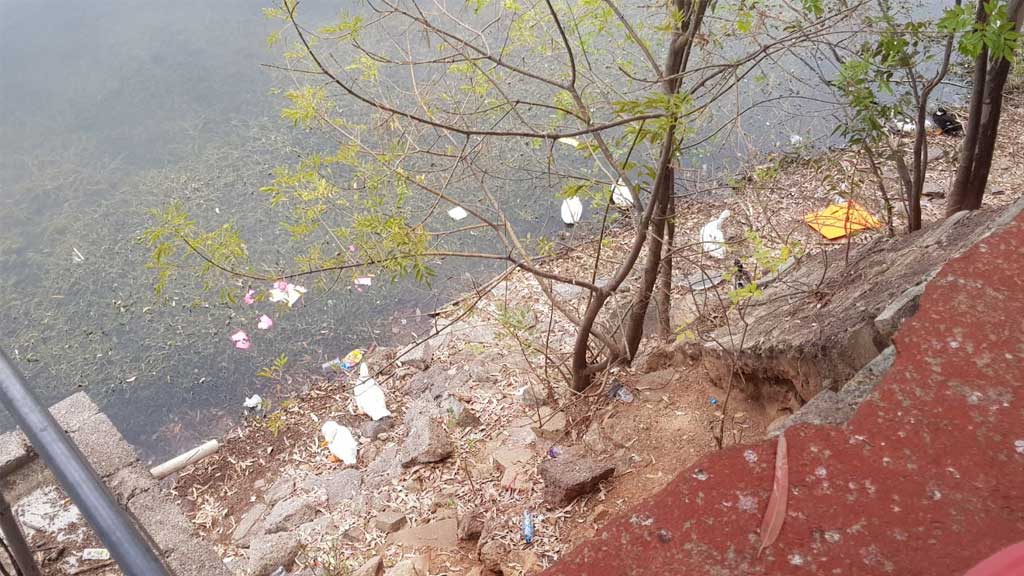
[257,315,273,330]
[268,281,307,307]
[230,330,251,350]
[243,289,256,305]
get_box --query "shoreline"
[166,99,1022,575]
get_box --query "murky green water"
[0,0,956,461]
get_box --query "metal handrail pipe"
[0,350,170,576]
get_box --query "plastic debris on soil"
[804,200,881,240]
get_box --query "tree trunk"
[570,292,611,391]
[655,179,675,339]
[623,175,670,357]
[947,0,1022,215]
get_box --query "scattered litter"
[447,206,469,221]
[257,315,273,330]
[744,450,758,463]
[699,209,731,258]
[547,446,563,459]
[243,289,256,305]
[930,108,962,135]
[321,420,358,465]
[804,200,881,240]
[709,397,718,406]
[606,381,634,403]
[561,196,583,225]
[1015,439,1024,455]
[268,280,307,307]
[243,395,264,417]
[82,548,110,561]
[522,511,535,544]
[556,136,580,147]
[790,134,804,146]
[354,276,373,287]
[692,469,709,481]
[657,528,672,543]
[322,358,344,372]
[354,364,392,421]
[230,330,251,350]
[72,246,85,263]
[611,179,634,207]
[342,349,364,369]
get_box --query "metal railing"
[0,350,171,576]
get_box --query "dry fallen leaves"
[758,433,788,556]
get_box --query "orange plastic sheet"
[804,200,881,240]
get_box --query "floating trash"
[354,276,373,287]
[230,330,251,350]
[709,396,719,406]
[257,314,273,330]
[692,469,709,481]
[447,206,468,221]
[556,136,580,147]
[268,280,306,307]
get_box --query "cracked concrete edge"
[0,392,101,478]
[768,346,896,437]
[0,392,231,576]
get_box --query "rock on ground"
[315,468,363,506]
[263,490,326,534]
[245,531,301,576]
[457,510,484,541]
[374,511,408,533]
[538,448,615,508]
[478,539,510,573]
[388,518,459,549]
[361,417,395,439]
[400,412,453,467]
[352,556,385,576]
[384,557,429,576]
[232,503,268,545]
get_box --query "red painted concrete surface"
[545,213,1024,576]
